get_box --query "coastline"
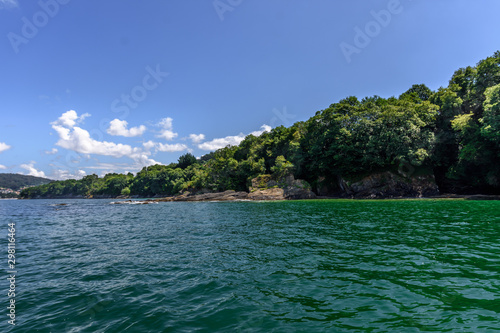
[39,191,499,203]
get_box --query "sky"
[1,0,500,180]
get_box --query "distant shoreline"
[17,193,500,202]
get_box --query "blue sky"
[1,0,500,180]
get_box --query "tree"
[271,156,294,179]
[177,153,197,169]
[400,84,433,102]
[481,83,500,145]
[121,187,131,196]
[19,50,500,198]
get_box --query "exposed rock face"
[344,171,439,198]
[248,188,285,200]
[283,183,317,199]
[146,177,316,202]
[249,174,316,200]
[111,172,441,204]
[250,175,274,189]
[156,190,249,202]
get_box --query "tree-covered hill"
[21,51,500,199]
[0,173,52,191]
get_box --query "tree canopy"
[21,51,500,198]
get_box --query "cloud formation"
[143,140,188,153]
[189,133,205,144]
[0,142,11,153]
[107,119,146,137]
[156,117,178,140]
[51,169,87,180]
[157,143,188,152]
[20,162,46,178]
[45,148,58,155]
[51,110,90,128]
[0,165,7,170]
[51,110,158,167]
[198,125,271,151]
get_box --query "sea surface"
[1,198,500,332]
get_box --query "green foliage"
[299,95,437,184]
[121,187,131,196]
[271,156,294,179]
[177,153,198,169]
[252,174,272,189]
[0,173,52,190]
[444,52,500,189]
[451,113,475,132]
[20,51,500,198]
[481,84,500,144]
[130,164,186,196]
[400,84,433,102]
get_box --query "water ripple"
[2,199,500,332]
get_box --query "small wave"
[110,200,158,205]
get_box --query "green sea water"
[1,199,500,332]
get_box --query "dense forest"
[21,51,500,199]
[0,173,52,191]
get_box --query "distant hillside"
[0,173,52,190]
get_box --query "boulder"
[284,185,317,199]
[345,171,439,198]
[249,174,316,200]
[184,190,248,201]
[157,190,248,202]
[248,188,285,200]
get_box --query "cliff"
[343,171,439,198]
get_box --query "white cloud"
[0,142,11,153]
[51,110,158,167]
[158,130,177,141]
[132,154,161,168]
[84,162,154,175]
[20,162,46,178]
[189,133,205,144]
[86,164,121,170]
[159,117,173,129]
[45,148,58,155]
[142,140,187,153]
[51,169,86,180]
[156,117,178,141]
[52,110,90,128]
[0,0,18,9]
[0,165,7,170]
[198,125,271,151]
[53,124,135,158]
[251,125,272,136]
[197,135,244,151]
[157,143,188,152]
[143,140,157,151]
[107,119,146,137]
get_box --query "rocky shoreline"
[22,172,500,202]
[21,192,500,203]
[109,191,500,204]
